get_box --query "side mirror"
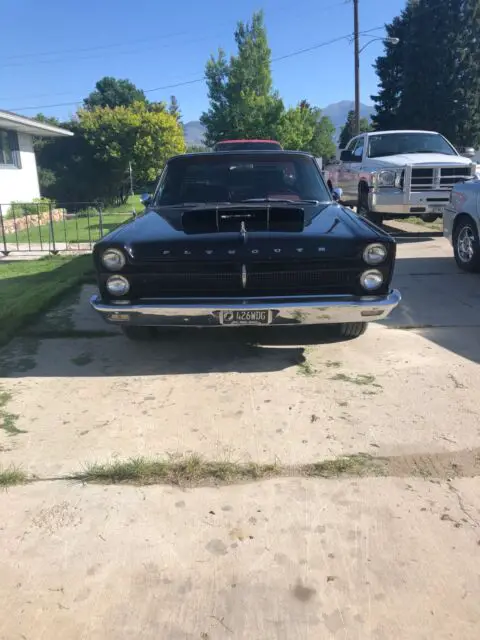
[461,147,475,159]
[140,193,152,206]
[340,149,352,162]
[332,187,343,202]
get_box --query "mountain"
[183,101,374,145]
[322,100,375,137]
[183,120,206,146]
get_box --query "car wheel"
[357,188,384,226]
[453,218,480,272]
[336,322,367,339]
[121,326,156,340]
[420,214,439,223]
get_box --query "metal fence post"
[48,201,58,255]
[98,204,104,238]
[0,204,9,256]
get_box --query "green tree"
[277,101,335,159]
[372,0,480,146]
[455,0,480,146]
[200,11,284,145]
[339,110,371,148]
[371,5,413,131]
[37,103,185,204]
[84,76,146,110]
[397,0,463,139]
[168,95,182,121]
[80,101,185,192]
[187,144,210,153]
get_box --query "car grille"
[127,260,364,297]
[410,166,472,191]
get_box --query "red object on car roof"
[214,139,283,151]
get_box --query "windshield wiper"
[240,198,321,205]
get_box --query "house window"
[0,130,21,168]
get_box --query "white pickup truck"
[325,130,476,226]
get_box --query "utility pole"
[353,0,360,135]
[128,161,134,197]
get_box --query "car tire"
[453,218,480,272]
[121,326,156,340]
[357,187,384,226]
[336,322,368,339]
[420,214,439,223]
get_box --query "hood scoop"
[182,206,305,234]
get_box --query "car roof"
[216,139,281,143]
[362,130,441,137]
[170,150,315,160]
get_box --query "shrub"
[6,198,54,219]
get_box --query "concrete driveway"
[1,221,479,639]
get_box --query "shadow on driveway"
[1,325,358,378]
[382,223,443,244]
[385,253,480,364]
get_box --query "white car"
[444,178,480,272]
[325,130,476,226]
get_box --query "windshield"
[155,153,330,205]
[367,132,458,158]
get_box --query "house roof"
[0,110,73,137]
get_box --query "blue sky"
[0,0,405,122]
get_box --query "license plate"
[431,206,445,214]
[219,310,272,325]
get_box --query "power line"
[0,0,349,67]
[6,77,207,112]
[272,33,355,62]
[6,25,385,113]
[0,33,228,70]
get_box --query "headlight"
[360,270,384,291]
[106,275,130,296]
[101,249,126,271]
[375,170,396,187]
[363,243,387,265]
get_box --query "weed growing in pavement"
[304,454,387,478]
[0,465,28,488]
[0,389,26,436]
[72,455,280,486]
[331,373,382,387]
[325,360,342,368]
[297,359,316,376]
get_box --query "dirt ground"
[1,221,480,639]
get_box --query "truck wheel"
[121,326,156,340]
[336,322,367,339]
[357,189,384,227]
[453,218,480,272]
[420,214,439,223]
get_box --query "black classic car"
[90,150,401,340]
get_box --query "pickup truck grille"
[410,166,472,191]
[122,260,367,297]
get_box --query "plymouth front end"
[90,151,400,337]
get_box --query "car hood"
[99,202,391,262]
[368,153,473,168]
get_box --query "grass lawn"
[3,195,141,246]
[0,255,94,347]
[402,216,443,230]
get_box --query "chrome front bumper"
[369,188,450,215]
[90,291,401,327]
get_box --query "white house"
[0,110,72,209]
